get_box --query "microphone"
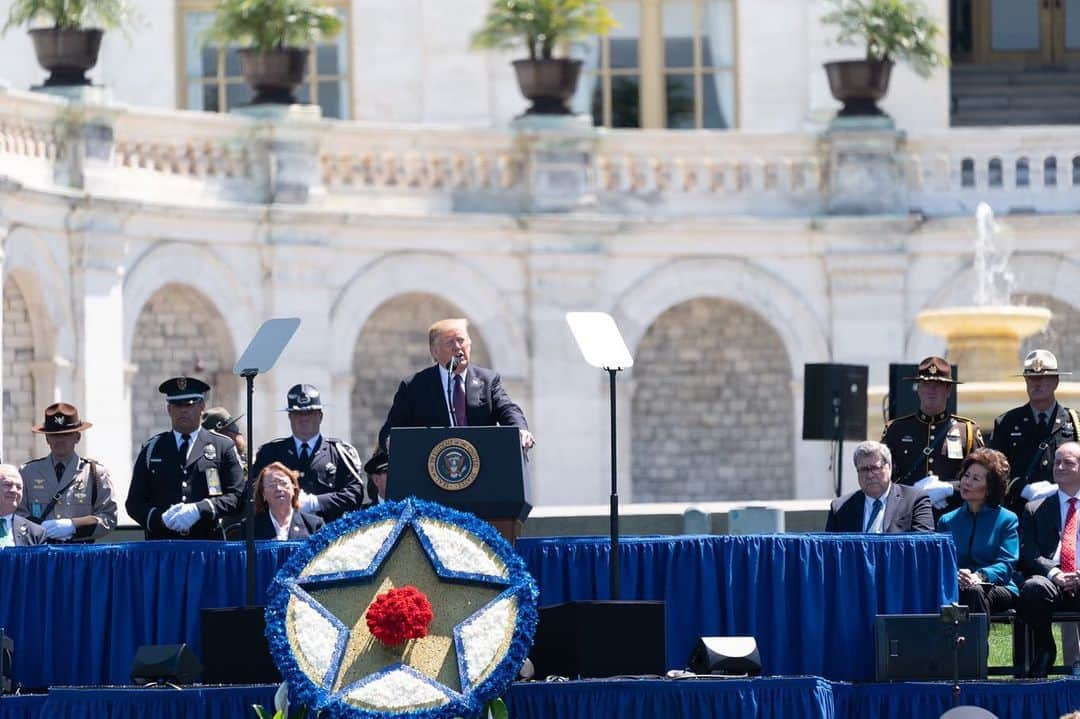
[446,356,458,427]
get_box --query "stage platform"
[0,677,1077,719]
[0,533,955,687]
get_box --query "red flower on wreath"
[365,585,435,646]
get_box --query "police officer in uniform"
[18,402,117,543]
[881,356,984,511]
[250,384,368,523]
[126,377,244,540]
[202,406,247,466]
[991,349,1080,515]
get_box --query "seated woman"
[249,461,324,540]
[937,447,1019,615]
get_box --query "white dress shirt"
[862,492,890,534]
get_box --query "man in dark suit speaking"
[826,440,934,533]
[378,318,535,451]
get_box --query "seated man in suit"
[378,318,535,452]
[825,440,934,533]
[1017,441,1080,677]
[0,464,44,546]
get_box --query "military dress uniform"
[881,357,984,512]
[18,454,116,542]
[125,377,244,540]
[991,350,1080,514]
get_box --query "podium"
[387,426,531,543]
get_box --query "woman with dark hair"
[937,447,1019,614]
[248,461,324,540]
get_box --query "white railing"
[2,84,1080,217]
[903,126,1080,216]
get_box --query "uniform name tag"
[946,431,964,459]
[30,501,42,519]
[206,468,223,497]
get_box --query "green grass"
[988,623,1066,678]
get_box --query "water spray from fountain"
[973,202,1014,308]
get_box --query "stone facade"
[1018,293,1080,372]
[349,293,492,457]
[631,298,794,501]
[129,283,238,460]
[2,278,35,465]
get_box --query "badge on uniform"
[206,467,223,497]
[203,445,217,461]
[946,429,964,460]
[325,463,336,475]
[30,502,42,520]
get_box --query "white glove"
[163,503,201,532]
[1022,481,1057,502]
[298,491,321,514]
[913,475,937,491]
[41,518,75,540]
[914,475,954,506]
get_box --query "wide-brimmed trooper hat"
[903,356,960,384]
[31,402,93,434]
[1016,349,1071,377]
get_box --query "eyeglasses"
[856,462,888,475]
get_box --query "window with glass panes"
[178,1,350,119]
[572,0,737,129]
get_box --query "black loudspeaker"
[201,607,281,684]
[887,363,959,421]
[0,629,12,694]
[130,643,202,685]
[874,613,987,681]
[687,636,761,676]
[530,601,666,679]
[802,363,869,441]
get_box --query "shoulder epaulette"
[953,415,979,424]
[884,413,916,428]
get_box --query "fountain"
[869,203,1075,436]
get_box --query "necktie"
[1063,498,1078,573]
[865,499,883,533]
[0,519,8,538]
[1039,412,1049,433]
[178,434,190,468]
[453,375,467,427]
[54,462,65,481]
[299,442,310,464]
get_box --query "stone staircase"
[951,65,1080,126]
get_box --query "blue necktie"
[865,499,883,532]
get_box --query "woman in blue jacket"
[937,447,1019,614]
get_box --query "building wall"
[2,278,35,465]
[0,0,951,130]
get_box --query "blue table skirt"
[4,679,1077,719]
[0,533,956,688]
[515,533,958,681]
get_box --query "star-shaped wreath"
[265,499,538,719]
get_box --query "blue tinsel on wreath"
[264,498,538,719]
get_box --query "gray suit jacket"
[825,483,934,533]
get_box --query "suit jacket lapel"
[840,492,865,531]
[186,429,208,470]
[430,365,451,425]
[880,485,900,532]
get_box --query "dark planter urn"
[29,28,103,87]
[238,47,309,105]
[512,58,582,115]
[824,59,894,117]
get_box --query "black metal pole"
[242,369,257,607]
[608,367,620,601]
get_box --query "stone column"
[233,105,326,205]
[511,115,597,213]
[70,225,132,518]
[29,357,75,456]
[823,122,907,216]
[524,222,620,506]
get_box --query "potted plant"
[820,0,946,117]
[203,0,343,105]
[471,0,616,115]
[3,0,138,87]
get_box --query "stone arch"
[907,253,1080,363]
[631,297,795,501]
[612,257,830,499]
[349,294,492,454]
[128,283,238,460]
[329,253,526,382]
[123,242,256,365]
[3,226,74,365]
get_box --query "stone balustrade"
[1,84,1078,218]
